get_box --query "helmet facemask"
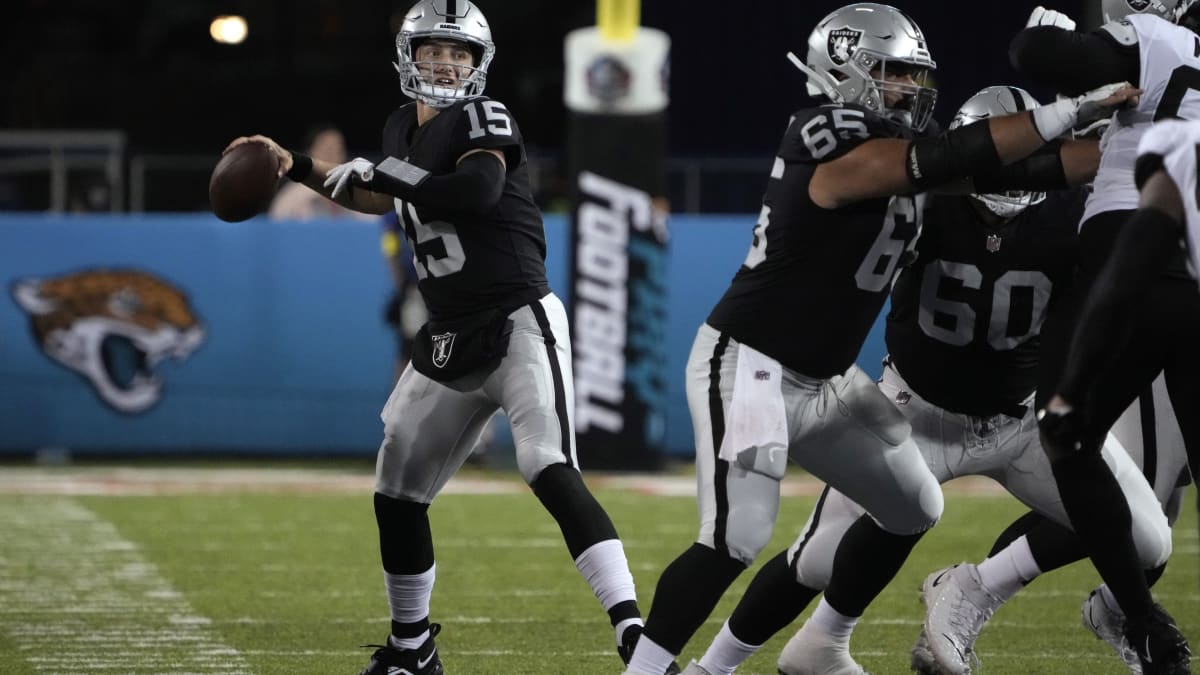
[951,85,1047,219]
[395,33,495,108]
[393,0,496,108]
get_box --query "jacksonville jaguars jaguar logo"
[11,269,205,413]
[431,331,456,368]
[828,27,863,66]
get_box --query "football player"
[224,1,653,673]
[1012,4,1200,671]
[676,86,1176,675]
[622,3,1138,674]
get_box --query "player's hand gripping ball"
[209,141,280,222]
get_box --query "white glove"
[323,158,375,199]
[1026,6,1076,30]
[1031,82,1135,141]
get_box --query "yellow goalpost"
[597,0,639,42]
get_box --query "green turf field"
[0,468,1195,674]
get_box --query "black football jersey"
[381,96,548,320]
[886,189,1086,416]
[706,103,923,378]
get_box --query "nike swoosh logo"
[417,648,438,670]
[932,568,952,587]
[1144,635,1153,664]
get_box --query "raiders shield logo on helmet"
[431,331,456,368]
[827,27,863,66]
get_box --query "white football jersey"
[1084,14,1200,222]
[1138,118,1200,285]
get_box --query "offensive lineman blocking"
[624,5,1140,675]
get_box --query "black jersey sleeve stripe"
[709,331,732,555]
[1008,87,1028,112]
[529,299,574,469]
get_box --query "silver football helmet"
[395,0,496,108]
[799,3,938,131]
[1102,0,1199,22]
[951,86,1047,219]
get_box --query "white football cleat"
[777,620,868,675]
[910,628,954,675]
[921,564,1000,675]
[679,661,715,675]
[1082,587,1142,674]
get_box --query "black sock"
[1023,514,1084,573]
[987,510,1044,557]
[824,515,923,617]
[728,550,820,645]
[532,463,619,559]
[643,543,746,654]
[1051,452,1152,621]
[609,598,641,628]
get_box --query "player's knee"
[873,476,943,535]
[1132,508,1173,569]
[722,506,776,566]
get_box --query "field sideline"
[0,465,1195,674]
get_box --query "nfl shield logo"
[986,234,1002,253]
[827,27,863,66]
[431,331,456,368]
[1126,0,1151,10]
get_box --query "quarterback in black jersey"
[623,5,1139,675]
[1012,5,1200,671]
[680,86,1176,675]
[224,2,650,673]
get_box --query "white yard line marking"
[0,467,1012,497]
[0,497,253,674]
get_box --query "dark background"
[1,0,1097,210]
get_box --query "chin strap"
[786,51,843,102]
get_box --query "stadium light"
[209,15,248,45]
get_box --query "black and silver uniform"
[381,96,548,320]
[707,103,924,379]
[886,189,1085,416]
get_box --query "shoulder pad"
[780,104,897,164]
[1099,19,1138,46]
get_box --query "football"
[208,142,279,222]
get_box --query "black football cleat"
[1127,605,1191,675]
[359,623,444,675]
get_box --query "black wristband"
[285,152,313,182]
[906,121,1001,192]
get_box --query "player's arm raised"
[1010,8,1140,96]
[809,83,1137,209]
[224,135,395,215]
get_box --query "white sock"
[625,634,676,675]
[698,620,761,675]
[808,597,858,642]
[576,539,638,609]
[384,563,436,647]
[388,630,430,651]
[977,535,1040,601]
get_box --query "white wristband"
[1030,98,1077,142]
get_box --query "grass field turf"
[0,466,1195,674]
